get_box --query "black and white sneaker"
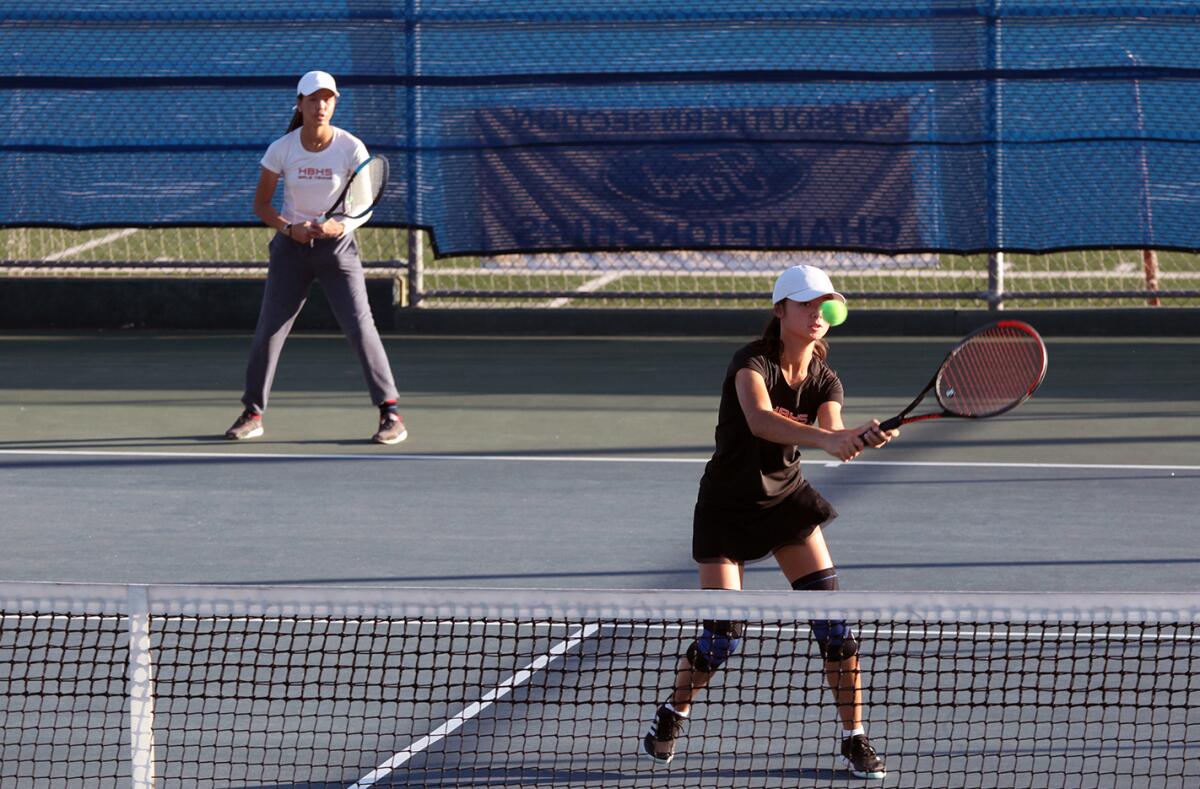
[841,734,887,779]
[641,704,685,765]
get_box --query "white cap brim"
[777,287,846,304]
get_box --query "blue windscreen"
[3,1,1199,255]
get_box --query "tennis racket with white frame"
[309,155,388,246]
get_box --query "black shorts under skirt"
[692,481,838,563]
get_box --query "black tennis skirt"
[692,480,838,563]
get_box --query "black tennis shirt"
[697,341,844,509]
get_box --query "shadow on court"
[225,767,854,789]
[218,555,1200,587]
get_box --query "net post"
[127,585,158,789]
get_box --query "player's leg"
[775,531,887,779]
[643,561,743,764]
[775,532,861,728]
[228,235,314,439]
[315,236,404,443]
[670,561,743,712]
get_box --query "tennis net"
[1,582,1196,788]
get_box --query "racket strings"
[937,326,1046,417]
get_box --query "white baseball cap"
[771,264,846,305]
[297,70,340,97]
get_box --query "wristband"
[283,222,293,238]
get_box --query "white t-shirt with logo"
[260,127,369,224]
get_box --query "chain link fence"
[3,226,1199,309]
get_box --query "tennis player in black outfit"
[642,264,897,779]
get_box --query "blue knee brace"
[809,618,859,662]
[686,619,744,673]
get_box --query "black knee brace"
[792,568,860,662]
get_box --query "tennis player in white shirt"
[224,70,406,446]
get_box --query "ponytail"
[759,315,784,360]
[286,97,303,133]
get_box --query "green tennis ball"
[820,300,848,327]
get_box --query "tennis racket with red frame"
[875,320,1048,433]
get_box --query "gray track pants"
[241,232,398,413]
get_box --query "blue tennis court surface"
[1,332,1198,786]
[0,451,1195,592]
[0,332,1196,590]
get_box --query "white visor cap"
[297,70,340,97]
[771,264,846,305]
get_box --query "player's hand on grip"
[822,428,866,462]
[313,219,345,239]
[857,419,899,449]
[289,221,319,244]
[854,419,899,448]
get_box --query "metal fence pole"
[988,251,1005,310]
[402,0,423,308]
[1127,48,1161,307]
[406,230,424,308]
[988,2,1005,311]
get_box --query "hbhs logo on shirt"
[297,167,333,180]
[774,406,809,424]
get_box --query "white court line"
[0,447,1197,472]
[41,228,141,261]
[346,622,600,789]
[0,448,705,463]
